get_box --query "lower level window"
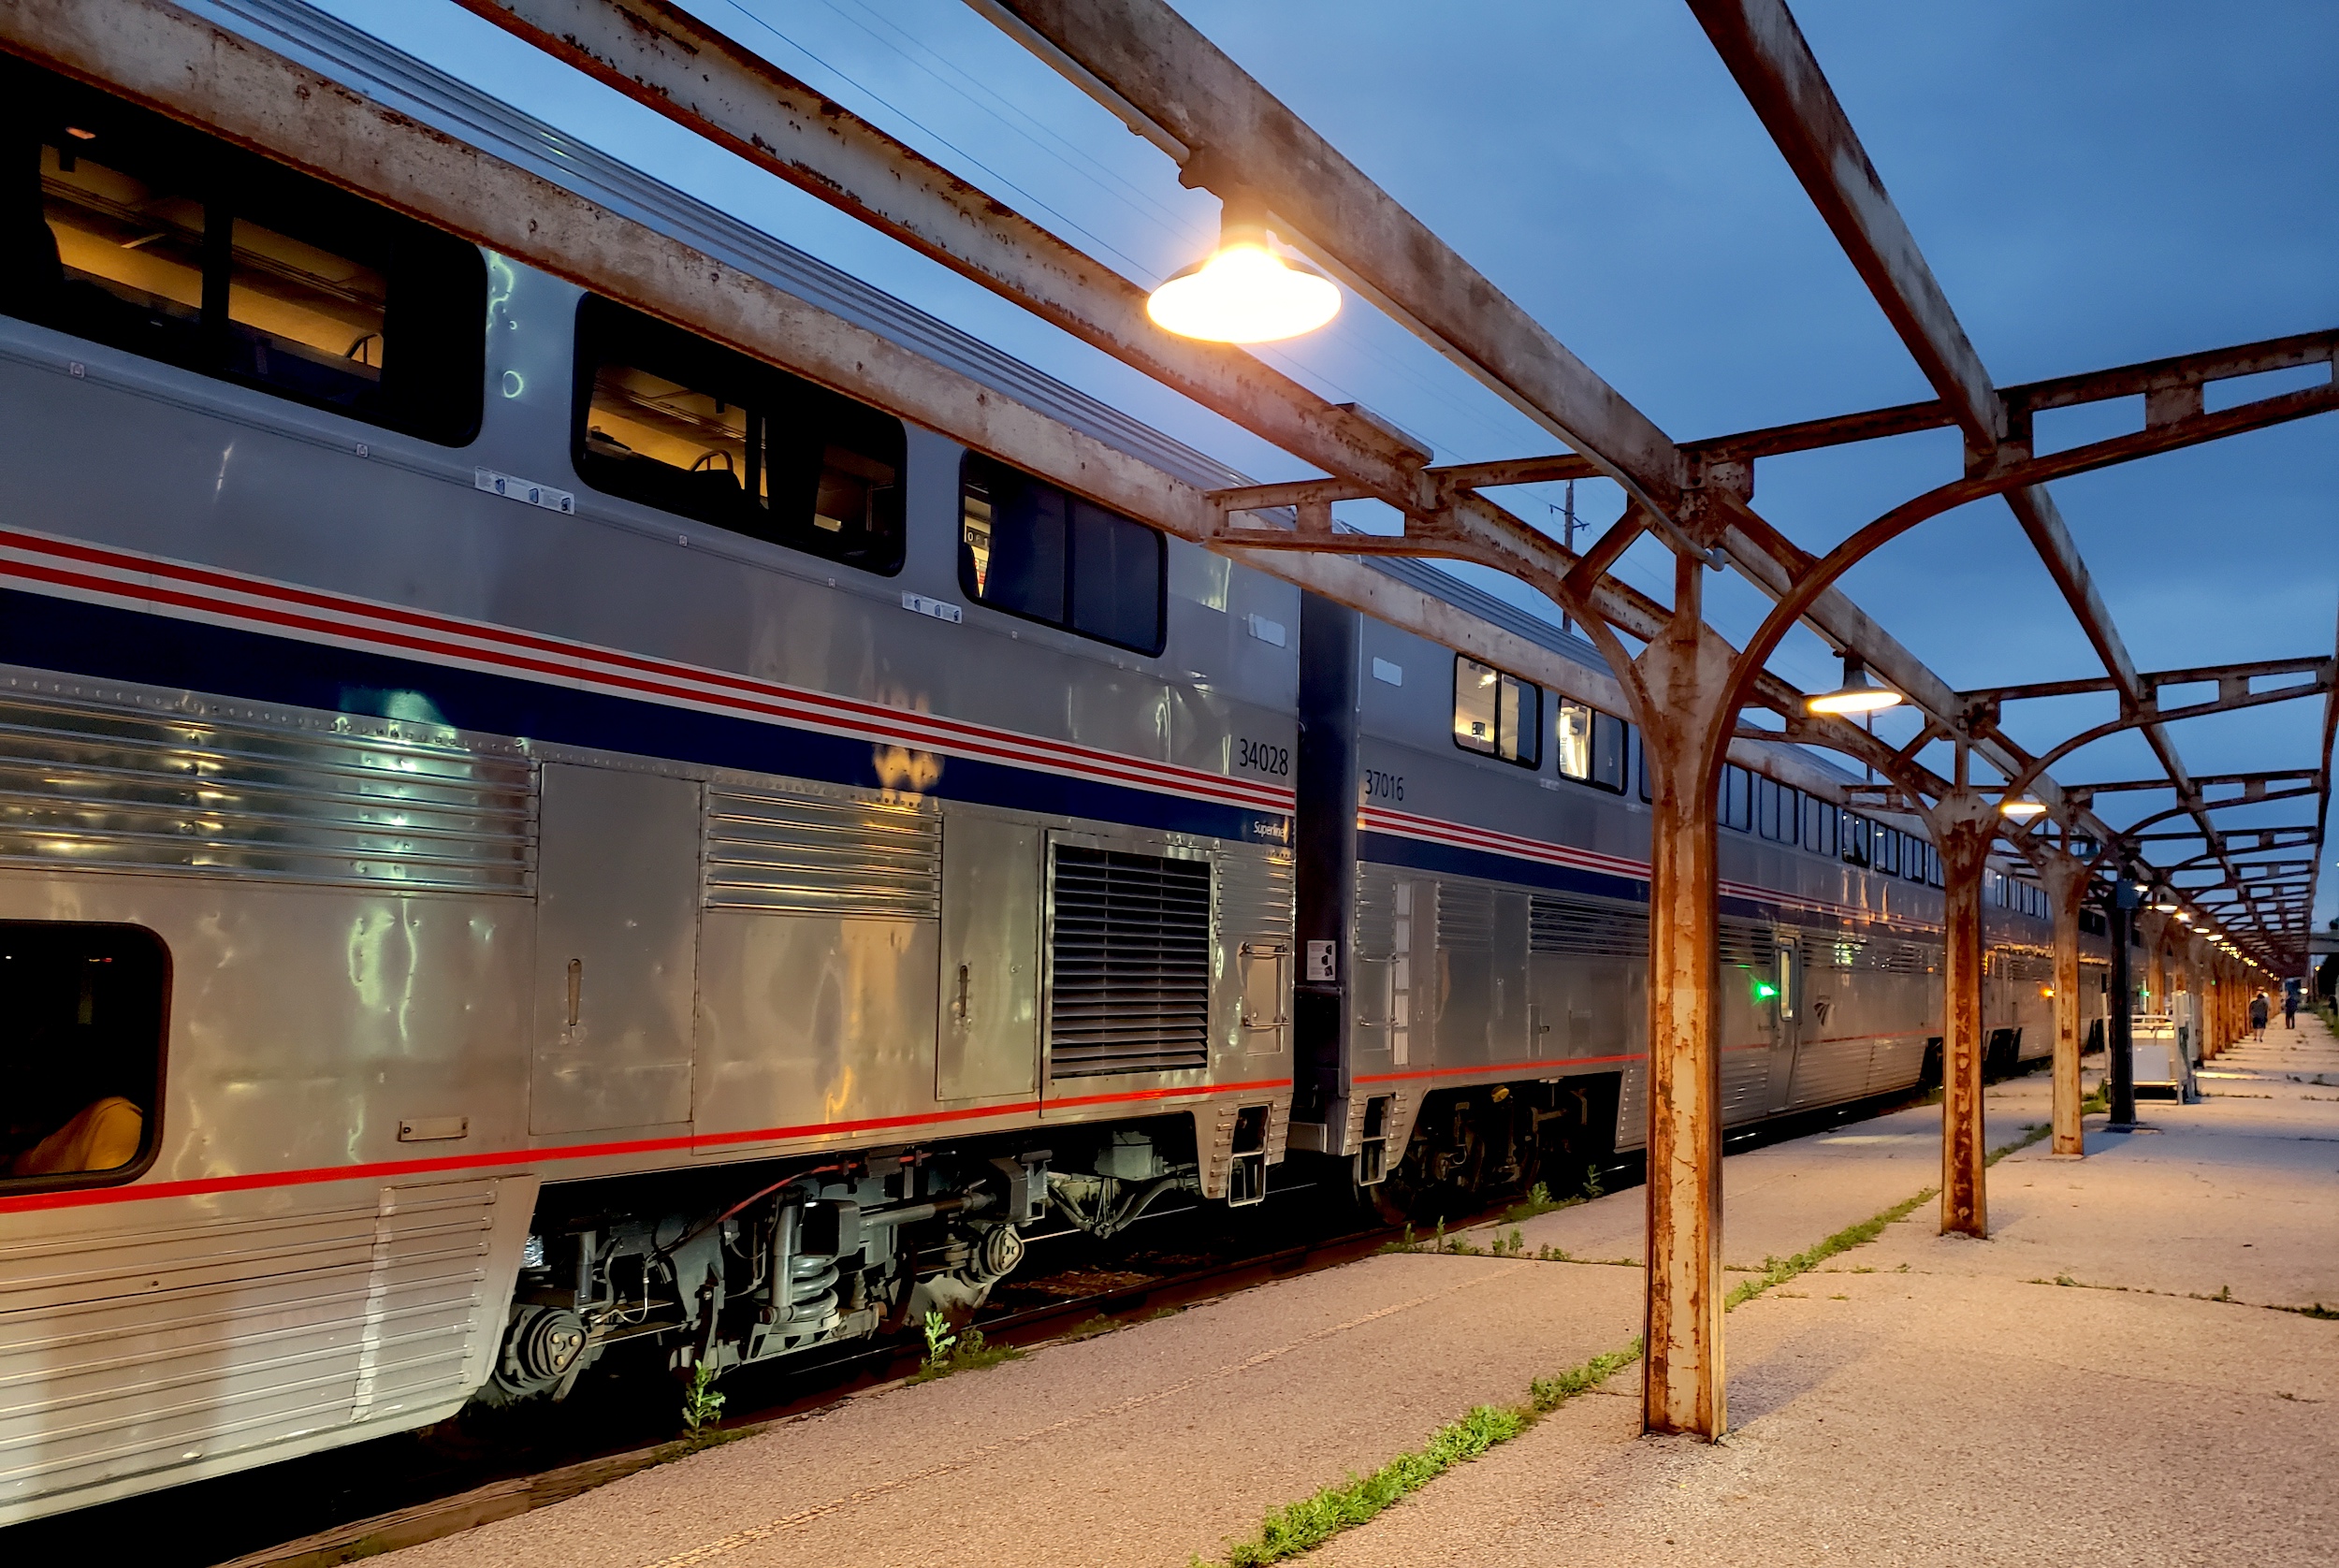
[0,923,168,1189]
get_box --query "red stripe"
[0,530,1290,814]
[0,1078,1291,1215]
[1355,1041,1776,1086]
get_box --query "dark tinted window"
[1843,813,1871,867]
[960,454,1163,653]
[1591,711,1627,791]
[575,297,904,573]
[1721,765,1752,832]
[0,922,168,1193]
[1,63,482,444]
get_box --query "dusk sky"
[302,1,2338,943]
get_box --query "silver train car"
[0,19,2100,1525]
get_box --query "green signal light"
[1753,981,1780,1001]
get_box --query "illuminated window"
[1555,700,1591,777]
[1454,659,1541,768]
[959,455,1163,654]
[574,298,904,573]
[2,62,482,443]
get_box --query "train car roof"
[183,0,1864,798]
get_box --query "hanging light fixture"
[1807,652,1903,716]
[1147,191,1342,343]
[1999,796,2047,821]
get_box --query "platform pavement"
[1318,1010,2339,1568]
[379,1070,2105,1568]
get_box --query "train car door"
[530,762,704,1134]
[937,810,1041,1101]
[1765,928,1803,1114]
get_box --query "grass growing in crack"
[1986,1124,2054,1167]
[679,1360,725,1434]
[1499,1181,1586,1225]
[1725,1186,1939,1309]
[1199,1340,1644,1567]
[908,1309,1024,1385]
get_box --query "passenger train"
[0,16,2099,1525]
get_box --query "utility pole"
[1552,482,1579,635]
[2107,874,2141,1128]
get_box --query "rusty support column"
[2139,911,2170,1015]
[2040,852,2089,1156]
[1931,782,1997,1235]
[1635,554,1739,1439]
[2183,936,2207,1067]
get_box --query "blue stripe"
[1361,830,1861,928]
[0,588,1284,842]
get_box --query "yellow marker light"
[1147,240,1341,343]
[2041,986,2055,999]
[1998,797,2047,820]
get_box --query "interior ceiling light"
[1998,797,2048,821]
[1147,194,1340,344]
[1807,652,1903,716]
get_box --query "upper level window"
[1,922,168,1194]
[575,297,905,573]
[959,454,1163,654]
[1720,765,1753,832]
[1457,659,1542,767]
[2,63,483,445]
[1805,799,1838,857]
[1843,812,1872,867]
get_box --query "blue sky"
[307,1,2337,945]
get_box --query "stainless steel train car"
[0,12,2099,1525]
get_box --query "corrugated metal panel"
[0,1180,497,1512]
[1354,865,1397,958]
[704,788,938,919]
[1048,846,1212,1079]
[1531,893,1648,959]
[1722,1048,1774,1125]
[1820,934,1936,974]
[1214,848,1295,942]
[0,688,530,893]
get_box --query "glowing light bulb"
[1807,653,1902,716]
[1998,797,2047,820]
[1147,242,1341,343]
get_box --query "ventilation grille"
[1354,866,1398,958]
[704,788,939,918]
[1718,921,1778,970]
[1049,846,1212,1078]
[1436,881,1495,951]
[0,687,531,893]
[1994,951,2054,984]
[1216,848,1295,943]
[1822,935,1935,974]
[1531,894,1649,958]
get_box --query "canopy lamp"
[1807,652,1902,716]
[1147,192,1341,343]
[2150,889,2179,912]
[1998,796,2047,821]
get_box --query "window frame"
[1454,657,1544,769]
[0,922,171,1198]
[955,452,1167,656]
[574,296,908,576]
[5,64,485,446]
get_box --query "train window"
[958,454,1164,653]
[1634,731,1651,803]
[1755,777,1785,841]
[0,923,168,1193]
[1591,711,1627,791]
[1457,659,1542,767]
[1908,841,1930,882]
[1,63,483,445]
[1720,765,1752,832]
[1843,813,1871,867]
[1804,799,1836,856]
[1555,700,1591,777]
[576,298,906,573]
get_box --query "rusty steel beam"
[2040,850,2090,1155]
[1962,653,2334,707]
[970,0,1689,516]
[1687,0,2000,445]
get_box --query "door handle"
[566,958,582,1027]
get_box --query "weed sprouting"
[679,1359,725,1434]
[910,1309,1024,1385]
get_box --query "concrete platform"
[379,1029,2335,1568]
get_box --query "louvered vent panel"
[705,789,939,919]
[0,687,531,893]
[1353,866,1398,958]
[1049,846,1212,1078]
[1531,894,1649,958]
[1718,921,1777,969]
[1215,849,1295,942]
[1437,881,1495,951]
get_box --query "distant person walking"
[2248,992,2270,1042]
[2283,991,2299,1031]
